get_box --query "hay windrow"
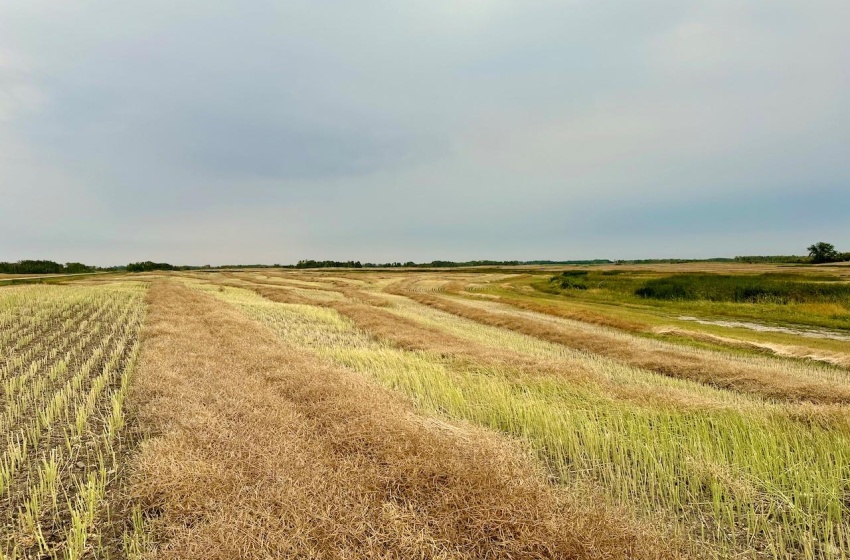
[130,281,671,559]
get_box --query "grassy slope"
[524,267,850,331]
[483,273,850,357]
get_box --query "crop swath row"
[0,284,145,559]
[184,278,850,560]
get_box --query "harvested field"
[2,264,848,559]
[7,2,848,557]
[129,281,668,559]
[393,291,850,403]
[0,283,145,558]
[193,268,850,558]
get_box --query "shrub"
[549,271,589,290]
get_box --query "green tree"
[807,242,841,264]
[64,262,94,273]
[127,261,176,272]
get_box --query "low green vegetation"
[734,255,810,264]
[634,274,850,304]
[0,283,145,557]
[549,270,589,290]
[535,269,850,331]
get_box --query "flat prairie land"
[0,273,112,286]
[1,263,849,559]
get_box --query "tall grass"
[530,270,850,331]
[193,280,850,559]
[635,274,850,304]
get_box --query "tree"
[807,242,841,264]
[65,262,94,273]
[127,261,176,272]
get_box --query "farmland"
[1,264,849,558]
[0,283,144,558]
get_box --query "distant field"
[1,263,848,559]
[0,272,112,286]
[0,274,62,280]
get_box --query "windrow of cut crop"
[223,275,764,411]
[129,280,671,560]
[194,277,850,559]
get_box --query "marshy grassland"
[1,262,849,558]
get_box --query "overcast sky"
[1,1,848,265]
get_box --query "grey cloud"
[0,0,848,265]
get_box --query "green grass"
[634,274,850,304]
[478,279,850,361]
[530,272,850,331]
[549,271,590,290]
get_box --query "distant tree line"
[296,260,365,269]
[125,262,289,272]
[126,261,178,272]
[0,260,96,275]
[733,256,810,264]
[294,259,623,269]
[616,258,734,265]
[12,243,848,276]
[281,251,850,269]
[735,243,849,265]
